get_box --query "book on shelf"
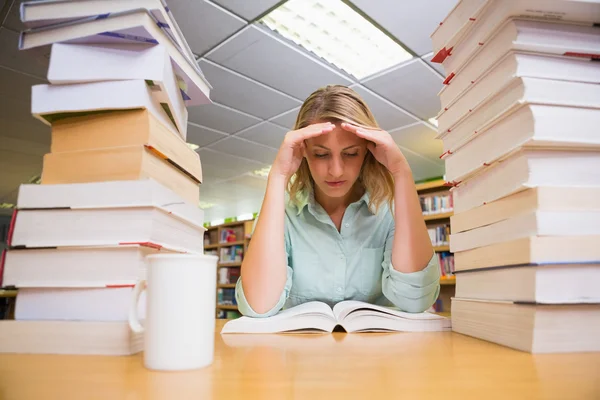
[450,149,600,214]
[437,53,600,134]
[438,252,455,278]
[455,263,600,303]
[0,320,142,355]
[41,144,200,204]
[428,224,450,247]
[219,245,243,263]
[20,0,199,74]
[450,210,600,253]
[2,243,180,288]
[451,187,600,233]
[436,77,600,146]
[19,8,211,106]
[47,43,188,138]
[15,287,145,322]
[438,19,600,107]
[32,79,185,139]
[454,236,600,271]
[218,267,240,285]
[433,0,600,72]
[217,288,237,307]
[419,192,453,215]
[10,181,205,252]
[443,105,600,182]
[221,300,451,334]
[50,109,202,183]
[451,298,600,353]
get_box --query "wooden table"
[0,320,598,400]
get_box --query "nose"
[329,155,344,179]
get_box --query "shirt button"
[337,287,343,293]
[345,223,349,228]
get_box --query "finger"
[291,123,335,144]
[366,142,376,154]
[346,124,385,145]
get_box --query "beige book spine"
[50,110,202,183]
[41,146,199,204]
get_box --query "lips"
[326,181,346,187]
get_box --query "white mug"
[129,253,218,371]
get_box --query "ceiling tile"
[362,59,442,120]
[211,0,281,21]
[2,0,23,32]
[236,121,287,149]
[206,24,353,99]
[269,106,300,130]
[199,148,264,172]
[167,0,246,55]
[350,84,418,131]
[401,150,444,182]
[198,59,301,119]
[186,123,228,147]
[209,136,278,164]
[0,27,49,79]
[349,0,460,56]
[422,52,446,77]
[188,102,261,134]
[389,122,443,161]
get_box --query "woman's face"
[304,123,368,199]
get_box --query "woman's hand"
[340,123,410,177]
[270,122,335,180]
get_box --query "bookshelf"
[416,178,455,313]
[204,219,254,319]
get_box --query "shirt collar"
[295,189,373,216]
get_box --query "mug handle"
[128,279,146,334]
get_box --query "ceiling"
[0,0,456,221]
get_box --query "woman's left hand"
[340,123,410,177]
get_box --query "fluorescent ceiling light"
[260,0,413,79]
[252,165,271,178]
[198,201,215,209]
[187,143,200,151]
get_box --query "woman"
[236,85,440,317]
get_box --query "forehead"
[306,126,365,149]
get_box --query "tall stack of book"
[430,0,600,353]
[0,0,213,355]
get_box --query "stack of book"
[0,0,212,356]
[430,0,600,353]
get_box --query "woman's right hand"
[270,122,335,180]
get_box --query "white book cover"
[450,210,600,252]
[16,179,204,226]
[444,105,600,182]
[32,79,186,139]
[439,19,600,107]
[15,287,146,322]
[450,149,600,213]
[435,0,600,73]
[20,9,211,106]
[20,0,200,75]
[436,77,600,148]
[430,0,488,57]
[437,51,600,130]
[48,43,187,138]
[2,243,181,288]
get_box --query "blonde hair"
[288,85,394,213]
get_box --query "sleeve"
[380,222,441,313]
[234,216,294,318]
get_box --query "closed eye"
[344,152,359,157]
[314,153,329,158]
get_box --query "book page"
[333,300,445,322]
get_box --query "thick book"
[437,52,600,134]
[433,0,600,70]
[451,187,600,233]
[41,145,200,205]
[439,19,600,107]
[50,109,202,184]
[450,210,600,252]
[20,8,211,106]
[430,0,487,58]
[2,243,178,287]
[451,298,600,353]
[220,301,451,334]
[15,287,145,322]
[450,149,600,214]
[454,236,600,271]
[455,263,600,303]
[32,79,185,139]
[20,0,199,74]
[443,104,600,182]
[436,77,600,146]
[0,320,142,355]
[47,43,188,138]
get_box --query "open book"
[220,301,451,334]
